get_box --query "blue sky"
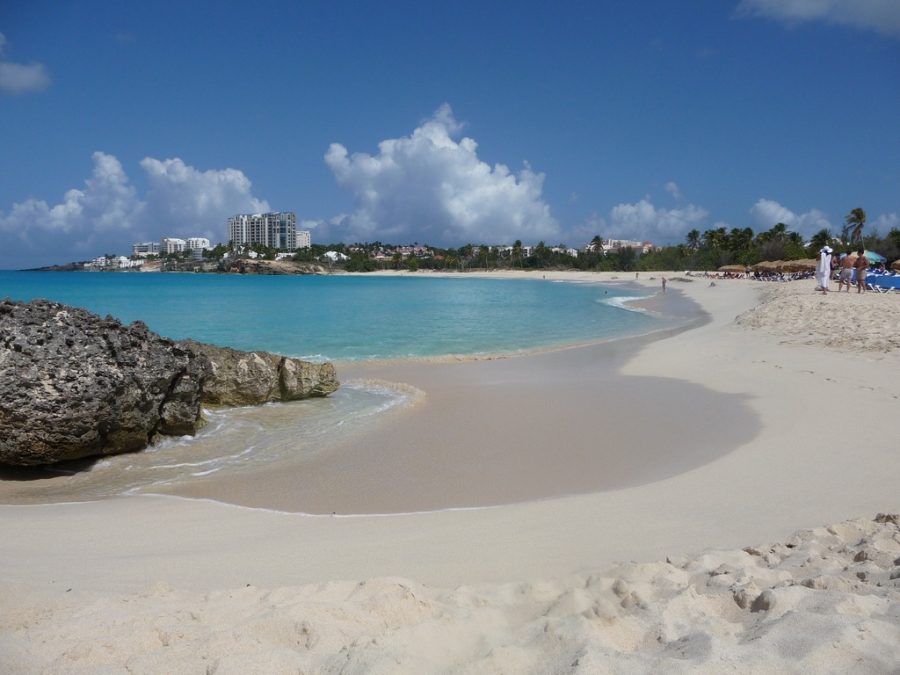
[1,0,898,268]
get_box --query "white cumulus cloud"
[872,212,900,231]
[140,157,269,242]
[664,182,682,199]
[0,31,51,94]
[0,153,140,254]
[749,198,832,237]
[737,0,900,38]
[0,153,269,267]
[606,199,710,244]
[318,104,560,246]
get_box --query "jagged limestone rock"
[178,339,338,407]
[0,298,339,466]
[0,298,210,465]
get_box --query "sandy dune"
[2,271,900,673]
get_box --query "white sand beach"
[2,271,900,673]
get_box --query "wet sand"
[154,288,759,513]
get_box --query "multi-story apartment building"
[132,242,161,257]
[161,237,187,254]
[295,229,311,249]
[186,237,211,251]
[228,212,297,250]
[603,239,656,254]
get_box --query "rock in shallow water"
[0,298,338,466]
[178,340,338,407]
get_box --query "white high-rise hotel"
[228,212,305,250]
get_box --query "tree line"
[163,208,899,273]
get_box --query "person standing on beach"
[661,277,666,293]
[815,246,833,294]
[837,254,855,292]
[854,249,869,293]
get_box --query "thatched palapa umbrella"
[785,258,816,272]
[753,260,786,272]
[717,265,746,273]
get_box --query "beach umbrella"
[843,250,887,265]
[788,258,817,271]
[785,260,816,272]
[717,265,746,273]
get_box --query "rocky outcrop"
[224,259,330,275]
[0,298,338,466]
[0,298,210,465]
[179,340,338,407]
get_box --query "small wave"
[148,457,226,470]
[292,353,333,363]
[190,468,221,477]
[599,295,653,314]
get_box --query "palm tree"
[512,240,523,268]
[685,229,700,250]
[769,223,788,241]
[809,229,833,251]
[459,244,474,270]
[845,208,866,244]
[728,227,754,251]
[478,245,489,269]
[589,235,604,253]
[702,228,726,249]
[535,241,548,266]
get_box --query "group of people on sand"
[815,246,869,295]
[752,270,814,282]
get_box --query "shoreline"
[148,285,743,514]
[0,277,700,510]
[3,271,900,672]
[2,271,897,585]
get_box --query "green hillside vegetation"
[298,217,899,273]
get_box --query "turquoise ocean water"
[0,271,658,362]
[0,271,674,502]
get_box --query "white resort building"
[132,242,161,257]
[296,229,311,250]
[88,256,144,270]
[603,239,656,254]
[186,237,210,251]
[228,212,298,250]
[161,238,187,254]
